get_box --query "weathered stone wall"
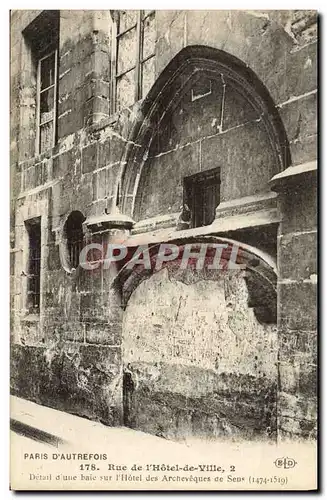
[58,10,112,137]
[155,10,317,167]
[10,10,126,424]
[123,268,277,441]
[10,10,317,439]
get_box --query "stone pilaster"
[270,161,317,440]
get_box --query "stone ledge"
[132,193,279,238]
[128,208,280,247]
[269,160,317,191]
[216,191,277,217]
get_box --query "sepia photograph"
[9,8,318,491]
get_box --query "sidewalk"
[11,395,231,490]
[10,395,189,460]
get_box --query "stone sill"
[132,192,278,238]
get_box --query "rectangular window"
[25,218,41,313]
[23,11,59,155]
[184,168,221,228]
[65,212,85,270]
[37,49,58,154]
[113,10,155,112]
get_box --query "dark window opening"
[65,212,85,270]
[184,168,221,228]
[25,218,41,313]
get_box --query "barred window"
[25,218,41,313]
[65,212,85,270]
[113,10,155,111]
[37,49,58,154]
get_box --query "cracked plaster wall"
[122,268,278,440]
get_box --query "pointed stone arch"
[117,45,291,218]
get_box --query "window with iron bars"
[112,10,155,112]
[36,48,59,154]
[25,218,41,313]
[65,212,85,270]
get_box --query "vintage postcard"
[10,9,318,491]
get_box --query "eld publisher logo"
[274,457,297,469]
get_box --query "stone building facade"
[10,10,317,441]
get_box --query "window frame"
[112,10,155,113]
[36,47,59,155]
[184,168,221,228]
